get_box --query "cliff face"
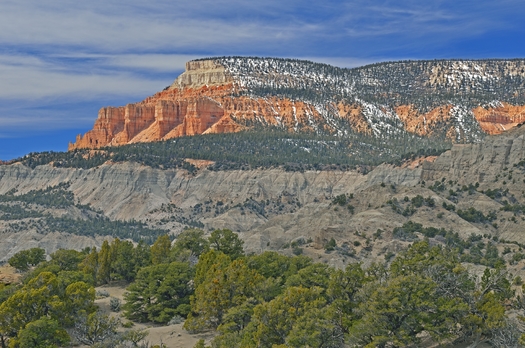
[421,125,525,184]
[69,60,235,149]
[472,102,525,134]
[69,57,525,150]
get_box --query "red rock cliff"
[69,59,525,150]
[472,103,525,134]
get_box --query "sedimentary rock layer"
[70,58,525,150]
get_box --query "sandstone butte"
[69,59,525,150]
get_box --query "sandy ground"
[0,265,21,285]
[87,282,215,348]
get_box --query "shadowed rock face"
[69,57,525,150]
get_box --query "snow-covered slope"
[70,57,525,150]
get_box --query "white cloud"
[0,1,311,53]
[0,51,385,102]
[1,1,522,58]
[0,54,170,100]
[103,54,202,72]
[0,113,92,131]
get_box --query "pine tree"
[151,235,172,265]
[97,241,111,285]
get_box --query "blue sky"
[1,0,525,160]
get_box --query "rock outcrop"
[70,57,525,150]
[472,102,525,134]
[421,124,525,184]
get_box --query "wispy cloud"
[0,1,313,54]
[2,0,516,56]
[0,54,169,100]
[104,54,201,72]
[315,1,523,45]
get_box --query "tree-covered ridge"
[0,184,167,243]
[192,57,523,143]
[43,216,167,244]
[0,183,75,208]
[12,130,451,171]
[210,56,525,111]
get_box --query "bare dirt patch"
[0,265,21,285]
[88,282,215,348]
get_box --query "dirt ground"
[89,282,215,348]
[0,265,21,285]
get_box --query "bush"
[110,297,121,312]
[324,238,336,252]
[442,202,456,211]
[292,246,303,255]
[373,229,383,240]
[392,221,422,241]
[168,315,184,325]
[122,321,134,328]
[411,195,424,208]
[8,247,46,272]
[430,181,445,192]
[332,194,347,206]
[457,207,496,223]
[384,251,395,261]
[194,340,206,348]
[96,290,110,298]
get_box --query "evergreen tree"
[97,241,111,285]
[185,257,262,331]
[124,262,194,323]
[81,247,99,286]
[11,317,70,348]
[209,229,244,260]
[151,235,172,265]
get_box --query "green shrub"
[110,297,121,312]
[324,238,337,251]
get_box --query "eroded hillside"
[4,126,525,273]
